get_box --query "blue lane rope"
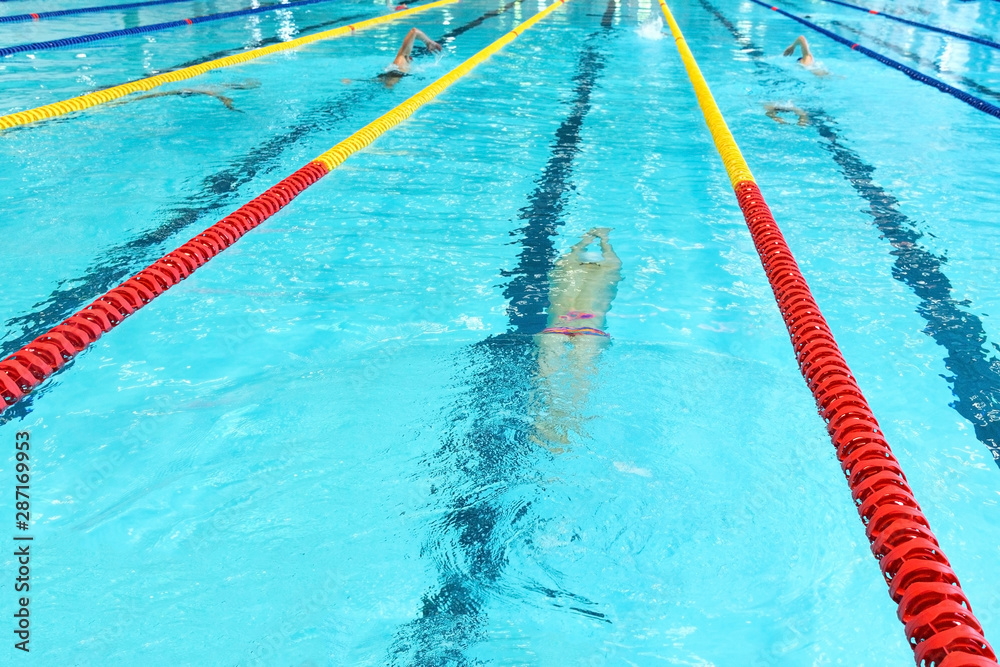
[0,0,344,56]
[812,0,1000,51]
[0,0,206,24]
[749,0,1000,120]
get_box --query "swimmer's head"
[378,68,405,89]
[580,250,603,264]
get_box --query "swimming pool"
[2,0,1000,663]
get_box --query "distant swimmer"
[379,27,442,88]
[765,102,809,126]
[783,35,828,76]
[128,89,238,111]
[532,228,623,450]
[120,80,261,112]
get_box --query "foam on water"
[635,15,663,40]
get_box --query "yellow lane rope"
[656,2,998,664]
[312,0,569,171]
[0,0,458,131]
[655,0,755,187]
[0,0,573,414]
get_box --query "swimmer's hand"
[412,29,442,54]
[590,227,613,239]
[783,44,796,57]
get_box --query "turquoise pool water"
[1,0,999,663]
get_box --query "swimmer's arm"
[395,28,440,63]
[561,231,597,263]
[413,28,442,53]
[783,35,809,57]
[394,28,419,63]
[131,91,171,101]
[216,94,236,111]
[765,104,787,125]
[799,36,812,61]
[598,236,622,269]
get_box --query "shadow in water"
[387,3,618,664]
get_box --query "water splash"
[636,16,663,40]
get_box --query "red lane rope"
[0,0,573,414]
[0,162,328,409]
[658,0,996,659]
[735,181,997,667]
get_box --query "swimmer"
[765,102,809,126]
[379,27,442,88]
[119,80,259,111]
[783,35,828,76]
[127,89,237,111]
[532,228,623,451]
[543,228,621,337]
